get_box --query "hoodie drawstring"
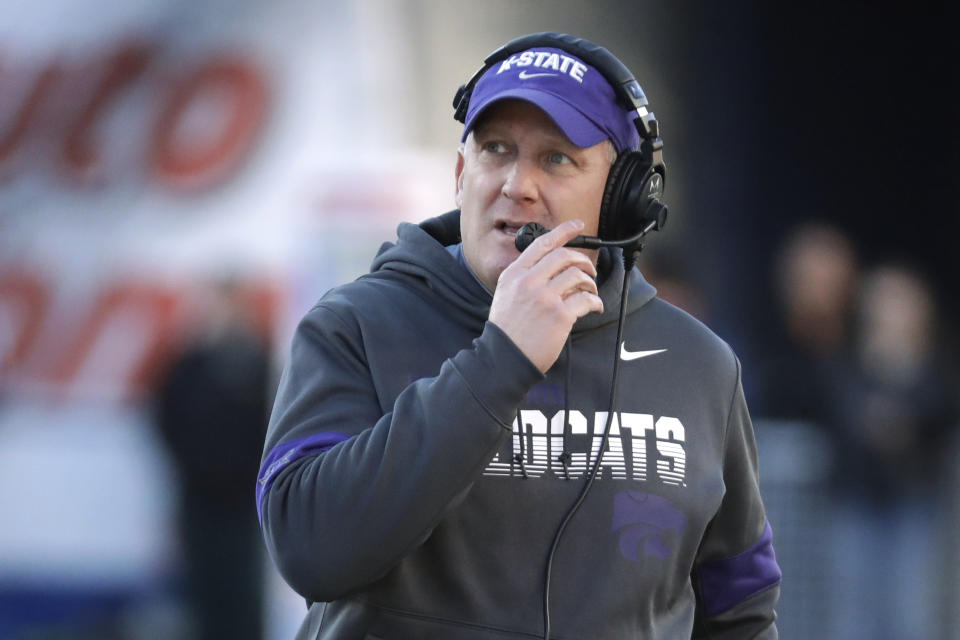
[514,409,529,479]
[558,339,573,480]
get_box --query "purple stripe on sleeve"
[695,521,782,617]
[256,432,349,524]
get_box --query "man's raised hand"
[488,219,604,373]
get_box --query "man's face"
[455,99,613,292]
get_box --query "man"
[258,33,780,639]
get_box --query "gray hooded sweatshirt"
[258,210,780,639]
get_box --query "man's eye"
[548,152,572,165]
[483,142,506,153]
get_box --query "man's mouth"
[497,222,522,237]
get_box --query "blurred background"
[0,1,957,638]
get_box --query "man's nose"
[501,158,539,203]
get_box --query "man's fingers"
[550,265,599,299]
[512,219,585,269]
[535,246,598,281]
[563,290,605,319]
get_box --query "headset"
[453,32,668,250]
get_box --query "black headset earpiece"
[453,32,667,242]
[599,147,667,241]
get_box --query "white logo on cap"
[518,71,558,80]
[497,50,588,83]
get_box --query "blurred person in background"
[155,277,271,640]
[829,262,958,639]
[257,33,779,639]
[742,222,859,638]
[753,222,859,435]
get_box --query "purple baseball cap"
[461,46,640,153]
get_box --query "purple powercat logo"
[611,491,687,561]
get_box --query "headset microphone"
[514,201,667,254]
[514,223,602,251]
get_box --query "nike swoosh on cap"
[620,343,668,361]
[518,70,558,80]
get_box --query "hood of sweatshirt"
[369,210,658,334]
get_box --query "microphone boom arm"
[514,215,662,254]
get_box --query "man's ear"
[454,146,465,208]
